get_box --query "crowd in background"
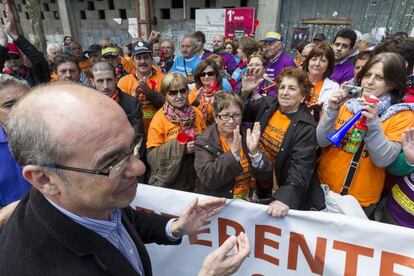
[1,3,414,232]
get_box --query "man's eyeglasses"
[200,71,215,77]
[218,113,242,121]
[168,88,188,97]
[7,54,20,60]
[42,138,142,179]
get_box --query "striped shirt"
[47,200,144,275]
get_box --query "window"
[108,0,114,10]
[88,1,95,10]
[205,0,215,7]
[80,10,86,19]
[0,18,3,25]
[119,9,127,19]
[160,9,170,19]
[240,0,248,7]
[43,3,49,12]
[98,10,105,19]
[190,8,199,19]
[22,0,26,4]
[41,12,44,20]
[17,4,22,12]
[25,12,30,19]
[172,0,183,8]
[53,11,60,20]
[51,0,56,3]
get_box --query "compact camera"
[343,85,363,98]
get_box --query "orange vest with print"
[117,67,165,134]
[219,136,255,200]
[146,107,206,149]
[259,110,291,164]
[317,107,414,206]
[188,87,216,126]
[307,79,324,106]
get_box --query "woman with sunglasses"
[242,68,322,216]
[188,59,223,126]
[147,72,206,191]
[195,93,270,200]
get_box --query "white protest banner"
[195,9,225,51]
[131,184,414,275]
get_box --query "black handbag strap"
[341,141,365,195]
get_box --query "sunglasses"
[168,88,188,96]
[200,71,215,77]
[7,54,20,60]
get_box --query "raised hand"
[171,197,226,237]
[230,125,241,157]
[198,232,250,276]
[241,68,262,93]
[402,128,414,165]
[246,122,261,155]
[327,88,348,110]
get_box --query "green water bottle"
[344,118,367,154]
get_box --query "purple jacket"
[331,59,354,84]
[264,51,296,82]
[217,51,237,75]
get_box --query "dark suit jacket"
[0,189,180,276]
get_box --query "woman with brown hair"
[147,72,206,191]
[195,93,269,200]
[302,42,339,118]
[317,52,414,217]
[188,59,223,125]
[243,67,322,216]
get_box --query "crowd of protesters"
[0,3,414,274]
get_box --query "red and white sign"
[224,8,255,39]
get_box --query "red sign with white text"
[225,8,255,39]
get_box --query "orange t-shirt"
[317,107,414,206]
[117,67,165,134]
[219,135,255,200]
[259,110,292,164]
[50,71,57,81]
[147,107,207,149]
[188,87,216,126]
[120,56,136,74]
[307,79,324,106]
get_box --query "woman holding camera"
[317,53,414,217]
[147,72,206,191]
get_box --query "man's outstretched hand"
[171,197,226,237]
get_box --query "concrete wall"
[0,0,262,52]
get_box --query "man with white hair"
[172,35,201,84]
[46,43,62,79]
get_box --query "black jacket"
[0,35,50,86]
[244,96,320,209]
[118,90,145,140]
[0,189,180,276]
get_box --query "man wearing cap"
[330,28,357,84]
[261,31,296,82]
[212,35,237,75]
[118,40,164,135]
[102,46,128,80]
[312,33,326,45]
[84,44,102,64]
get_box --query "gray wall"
[279,0,414,52]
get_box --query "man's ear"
[22,165,61,196]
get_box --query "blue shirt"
[172,55,202,77]
[0,125,31,207]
